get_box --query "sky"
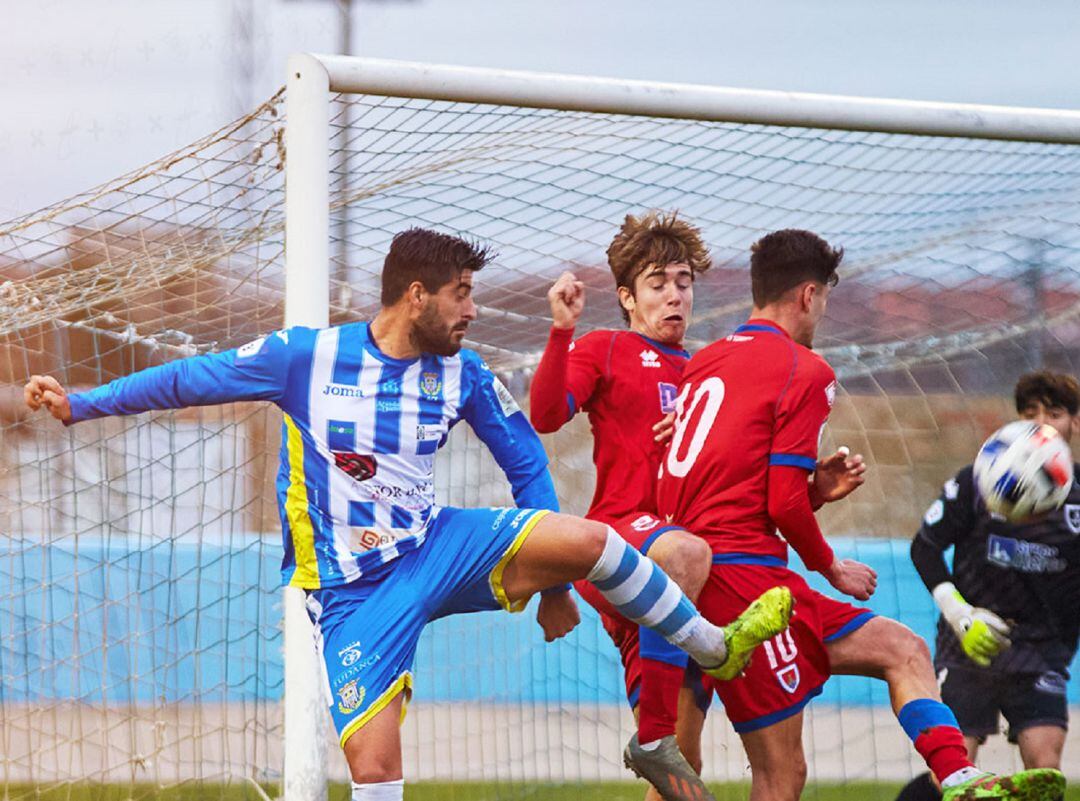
[2,0,1079,219]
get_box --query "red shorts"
[573,512,683,708]
[697,560,875,733]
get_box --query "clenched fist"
[548,271,585,330]
[24,375,72,423]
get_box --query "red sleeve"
[529,327,605,433]
[768,464,835,572]
[767,354,837,572]
[769,356,834,472]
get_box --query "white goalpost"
[4,52,1080,801]
[280,54,1080,800]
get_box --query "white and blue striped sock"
[586,526,726,668]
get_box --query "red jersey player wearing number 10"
[656,229,1066,801]
[531,212,718,801]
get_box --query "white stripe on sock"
[638,578,683,628]
[585,526,626,583]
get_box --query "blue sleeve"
[67,329,296,424]
[458,351,560,512]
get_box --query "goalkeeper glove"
[932,582,1011,667]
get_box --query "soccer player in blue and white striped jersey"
[26,228,792,801]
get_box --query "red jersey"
[530,327,687,524]
[656,319,837,570]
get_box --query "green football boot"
[702,585,793,682]
[941,769,1066,801]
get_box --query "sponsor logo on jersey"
[639,349,661,368]
[335,452,377,482]
[629,514,659,532]
[509,509,533,530]
[986,534,1065,573]
[322,383,365,398]
[237,336,267,359]
[491,508,511,529]
[944,478,960,500]
[338,641,363,666]
[380,378,401,395]
[825,381,837,408]
[1034,670,1068,695]
[328,421,356,452]
[924,499,945,526]
[492,377,521,417]
[337,680,366,715]
[724,334,753,343]
[1064,503,1080,535]
[420,372,442,399]
[350,528,409,552]
[415,423,442,442]
[376,398,401,413]
[776,664,801,694]
[658,382,678,414]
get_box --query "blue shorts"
[306,506,549,746]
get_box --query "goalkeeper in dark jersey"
[897,371,1080,801]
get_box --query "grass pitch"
[5,782,1078,801]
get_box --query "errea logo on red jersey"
[640,349,661,367]
[825,380,837,408]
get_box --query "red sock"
[913,726,974,784]
[637,658,683,744]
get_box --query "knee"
[1022,752,1060,770]
[580,520,612,564]
[347,752,402,785]
[650,531,711,597]
[895,628,932,671]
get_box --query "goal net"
[3,57,1080,798]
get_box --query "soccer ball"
[973,420,1074,521]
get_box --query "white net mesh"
[3,82,1080,798]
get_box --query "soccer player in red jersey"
[531,212,718,799]
[655,229,1067,801]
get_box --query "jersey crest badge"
[776,664,801,694]
[420,371,442,398]
[639,349,661,368]
[337,680,366,714]
[1064,503,1080,535]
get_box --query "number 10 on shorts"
[762,630,801,694]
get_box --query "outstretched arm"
[25,331,293,424]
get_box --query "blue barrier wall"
[1,537,1076,705]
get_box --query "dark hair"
[606,211,711,323]
[1014,370,1080,416]
[750,229,843,307]
[380,228,494,306]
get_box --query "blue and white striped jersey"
[67,322,558,588]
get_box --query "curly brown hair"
[606,211,711,323]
